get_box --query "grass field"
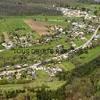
[0,16,68,42]
[0,17,31,33]
[70,46,100,66]
[0,16,66,33]
[79,46,100,63]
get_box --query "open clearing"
[24,19,49,35]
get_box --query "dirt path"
[3,32,10,42]
[24,19,49,35]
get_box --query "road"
[82,25,100,48]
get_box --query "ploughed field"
[24,19,49,35]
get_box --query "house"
[6,72,14,80]
[45,37,52,43]
[55,45,64,54]
[2,41,14,49]
[70,41,76,48]
[23,64,28,67]
[58,7,88,17]
[27,68,33,75]
[58,27,63,33]
[14,65,22,69]
[94,34,100,39]
[16,72,22,79]
[19,36,32,47]
[72,22,85,29]
[81,37,87,41]
[32,71,36,79]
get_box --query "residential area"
[0,0,100,100]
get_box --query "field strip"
[24,19,49,35]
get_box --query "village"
[0,0,99,98]
[0,9,100,81]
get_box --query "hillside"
[0,0,99,100]
[0,0,99,15]
[35,56,100,100]
[0,0,65,16]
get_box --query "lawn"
[0,16,67,32]
[0,15,68,42]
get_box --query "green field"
[0,16,67,33]
[0,17,31,33]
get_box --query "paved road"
[82,25,100,48]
